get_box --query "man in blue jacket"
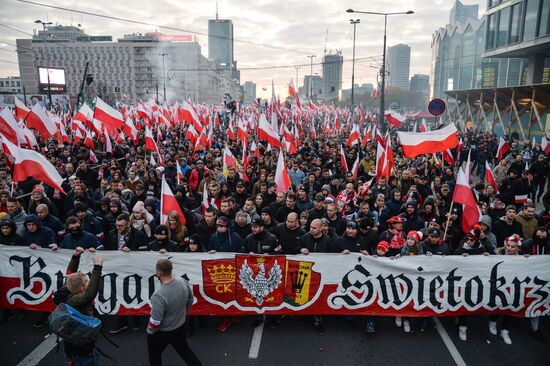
[24,214,58,251]
[208,216,243,253]
[62,216,102,251]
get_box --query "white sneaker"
[403,320,411,333]
[489,321,497,335]
[395,316,402,327]
[458,326,467,341]
[500,330,512,345]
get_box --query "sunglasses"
[467,237,476,242]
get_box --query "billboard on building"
[38,67,66,93]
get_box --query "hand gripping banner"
[1,246,549,317]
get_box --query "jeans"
[66,349,99,366]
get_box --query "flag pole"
[442,201,454,242]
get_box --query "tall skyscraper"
[208,18,234,70]
[322,51,343,101]
[409,74,430,99]
[449,0,479,25]
[243,81,256,104]
[386,44,411,91]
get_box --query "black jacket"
[334,234,369,253]
[421,240,452,255]
[0,219,24,246]
[105,227,148,251]
[297,233,333,253]
[273,223,306,254]
[147,239,180,252]
[243,230,279,254]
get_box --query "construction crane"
[323,28,329,57]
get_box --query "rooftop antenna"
[323,28,328,57]
[216,0,219,20]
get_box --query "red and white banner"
[1,246,549,317]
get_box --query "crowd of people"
[1,102,549,353]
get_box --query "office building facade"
[450,0,480,25]
[386,44,411,91]
[409,74,430,99]
[322,52,343,101]
[243,81,256,104]
[16,25,241,104]
[0,76,22,94]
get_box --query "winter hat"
[216,216,230,228]
[155,225,169,236]
[504,234,522,246]
[32,185,45,194]
[387,216,406,224]
[505,205,516,213]
[377,241,389,253]
[133,201,147,215]
[407,231,421,242]
[322,184,331,191]
[479,215,492,229]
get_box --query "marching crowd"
[1,104,549,358]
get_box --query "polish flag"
[160,176,186,226]
[150,154,158,168]
[1,136,64,193]
[340,144,349,173]
[345,124,360,147]
[376,135,393,181]
[396,124,459,158]
[26,105,60,141]
[122,118,138,144]
[20,126,38,148]
[242,143,250,183]
[103,126,113,154]
[93,97,124,130]
[485,161,499,193]
[14,97,30,122]
[270,80,279,132]
[73,128,84,145]
[237,117,248,143]
[0,108,25,145]
[186,124,198,145]
[452,152,481,233]
[181,101,203,134]
[351,154,360,179]
[84,129,94,149]
[250,140,260,157]
[258,114,282,148]
[274,151,291,193]
[384,110,405,128]
[73,103,93,126]
[496,137,510,160]
[145,126,158,152]
[442,149,456,165]
[227,117,236,141]
[223,146,238,170]
[89,149,98,164]
[288,79,301,110]
[542,136,550,155]
[201,181,210,213]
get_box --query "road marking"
[248,320,265,359]
[17,333,58,366]
[434,318,467,366]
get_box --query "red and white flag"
[89,149,98,164]
[288,79,301,110]
[485,161,499,193]
[542,136,550,155]
[452,153,481,233]
[1,135,64,193]
[258,114,282,148]
[396,124,459,158]
[442,149,455,165]
[419,118,429,132]
[14,97,30,121]
[26,105,60,141]
[84,129,94,150]
[351,154,360,179]
[0,108,25,145]
[201,181,210,212]
[145,126,158,152]
[160,176,186,225]
[340,144,349,173]
[93,97,124,130]
[496,137,510,160]
[103,126,113,154]
[223,146,238,170]
[73,103,94,130]
[274,151,291,193]
[122,118,138,144]
[345,124,360,147]
[181,101,203,134]
[384,110,405,128]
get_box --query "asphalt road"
[2,312,549,366]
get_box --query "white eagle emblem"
[239,259,283,306]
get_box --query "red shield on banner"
[284,260,321,307]
[201,258,237,305]
[236,255,286,308]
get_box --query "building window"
[523,0,540,41]
[487,13,497,49]
[509,4,521,43]
[539,0,550,36]
[497,7,510,47]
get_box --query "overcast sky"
[0,0,484,98]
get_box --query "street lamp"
[35,19,53,109]
[346,9,413,129]
[307,54,316,99]
[159,53,168,104]
[349,19,360,108]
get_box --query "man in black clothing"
[273,212,305,254]
[275,193,299,222]
[307,193,326,224]
[530,155,549,202]
[147,225,180,253]
[261,207,279,234]
[197,208,218,246]
[297,218,333,334]
[334,221,369,254]
[492,205,523,247]
[325,202,346,236]
[231,180,248,209]
[243,218,279,255]
[421,228,452,255]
